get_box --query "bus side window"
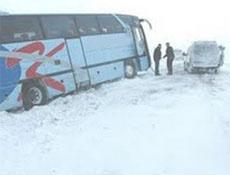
[0,16,43,44]
[41,16,78,39]
[117,15,133,26]
[75,15,100,36]
[97,15,124,34]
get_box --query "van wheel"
[23,83,47,111]
[124,62,136,79]
[187,64,193,73]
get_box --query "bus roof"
[0,13,138,18]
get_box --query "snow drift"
[0,60,230,175]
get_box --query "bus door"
[133,18,152,71]
[65,38,90,88]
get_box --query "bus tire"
[124,61,136,79]
[23,82,48,111]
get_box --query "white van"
[184,41,224,73]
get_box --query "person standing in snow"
[163,42,175,75]
[153,44,162,76]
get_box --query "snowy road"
[0,60,230,175]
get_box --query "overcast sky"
[1,0,230,51]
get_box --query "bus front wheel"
[124,62,136,79]
[23,82,48,111]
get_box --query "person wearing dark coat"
[163,42,175,75]
[153,44,162,75]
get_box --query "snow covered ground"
[1,59,230,175]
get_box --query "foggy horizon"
[1,0,230,52]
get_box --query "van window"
[76,15,100,36]
[97,15,124,34]
[0,16,43,44]
[41,16,78,39]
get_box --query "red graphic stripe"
[6,42,45,68]
[43,77,65,93]
[46,42,65,57]
[6,41,66,93]
[26,42,66,92]
[42,42,66,92]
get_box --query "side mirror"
[139,19,152,30]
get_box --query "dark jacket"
[154,47,162,62]
[164,46,175,59]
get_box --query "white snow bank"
[0,60,230,175]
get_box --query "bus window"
[135,27,144,42]
[41,16,78,39]
[76,15,100,36]
[0,16,43,44]
[97,15,124,34]
[132,17,140,27]
[135,28,142,42]
[117,15,133,26]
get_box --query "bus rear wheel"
[23,82,47,111]
[124,62,136,79]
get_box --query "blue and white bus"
[0,14,151,111]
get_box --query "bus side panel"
[89,62,124,85]
[42,72,75,98]
[81,33,136,66]
[39,39,73,72]
[36,39,76,97]
[139,56,150,71]
[0,84,22,111]
[1,40,76,103]
[1,39,72,77]
[1,42,45,84]
[0,43,38,110]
